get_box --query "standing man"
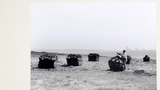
[116,50,127,70]
[122,50,127,64]
[117,50,127,63]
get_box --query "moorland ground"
[31,52,156,90]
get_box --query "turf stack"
[126,55,132,64]
[88,53,99,61]
[38,53,58,69]
[108,55,126,71]
[66,54,82,66]
[143,55,150,62]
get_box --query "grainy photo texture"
[31,2,156,90]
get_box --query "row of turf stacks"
[66,54,83,66]
[88,53,99,61]
[37,53,149,71]
[143,55,150,62]
[38,53,58,69]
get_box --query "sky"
[31,2,156,51]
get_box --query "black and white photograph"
[31,2,156,90]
